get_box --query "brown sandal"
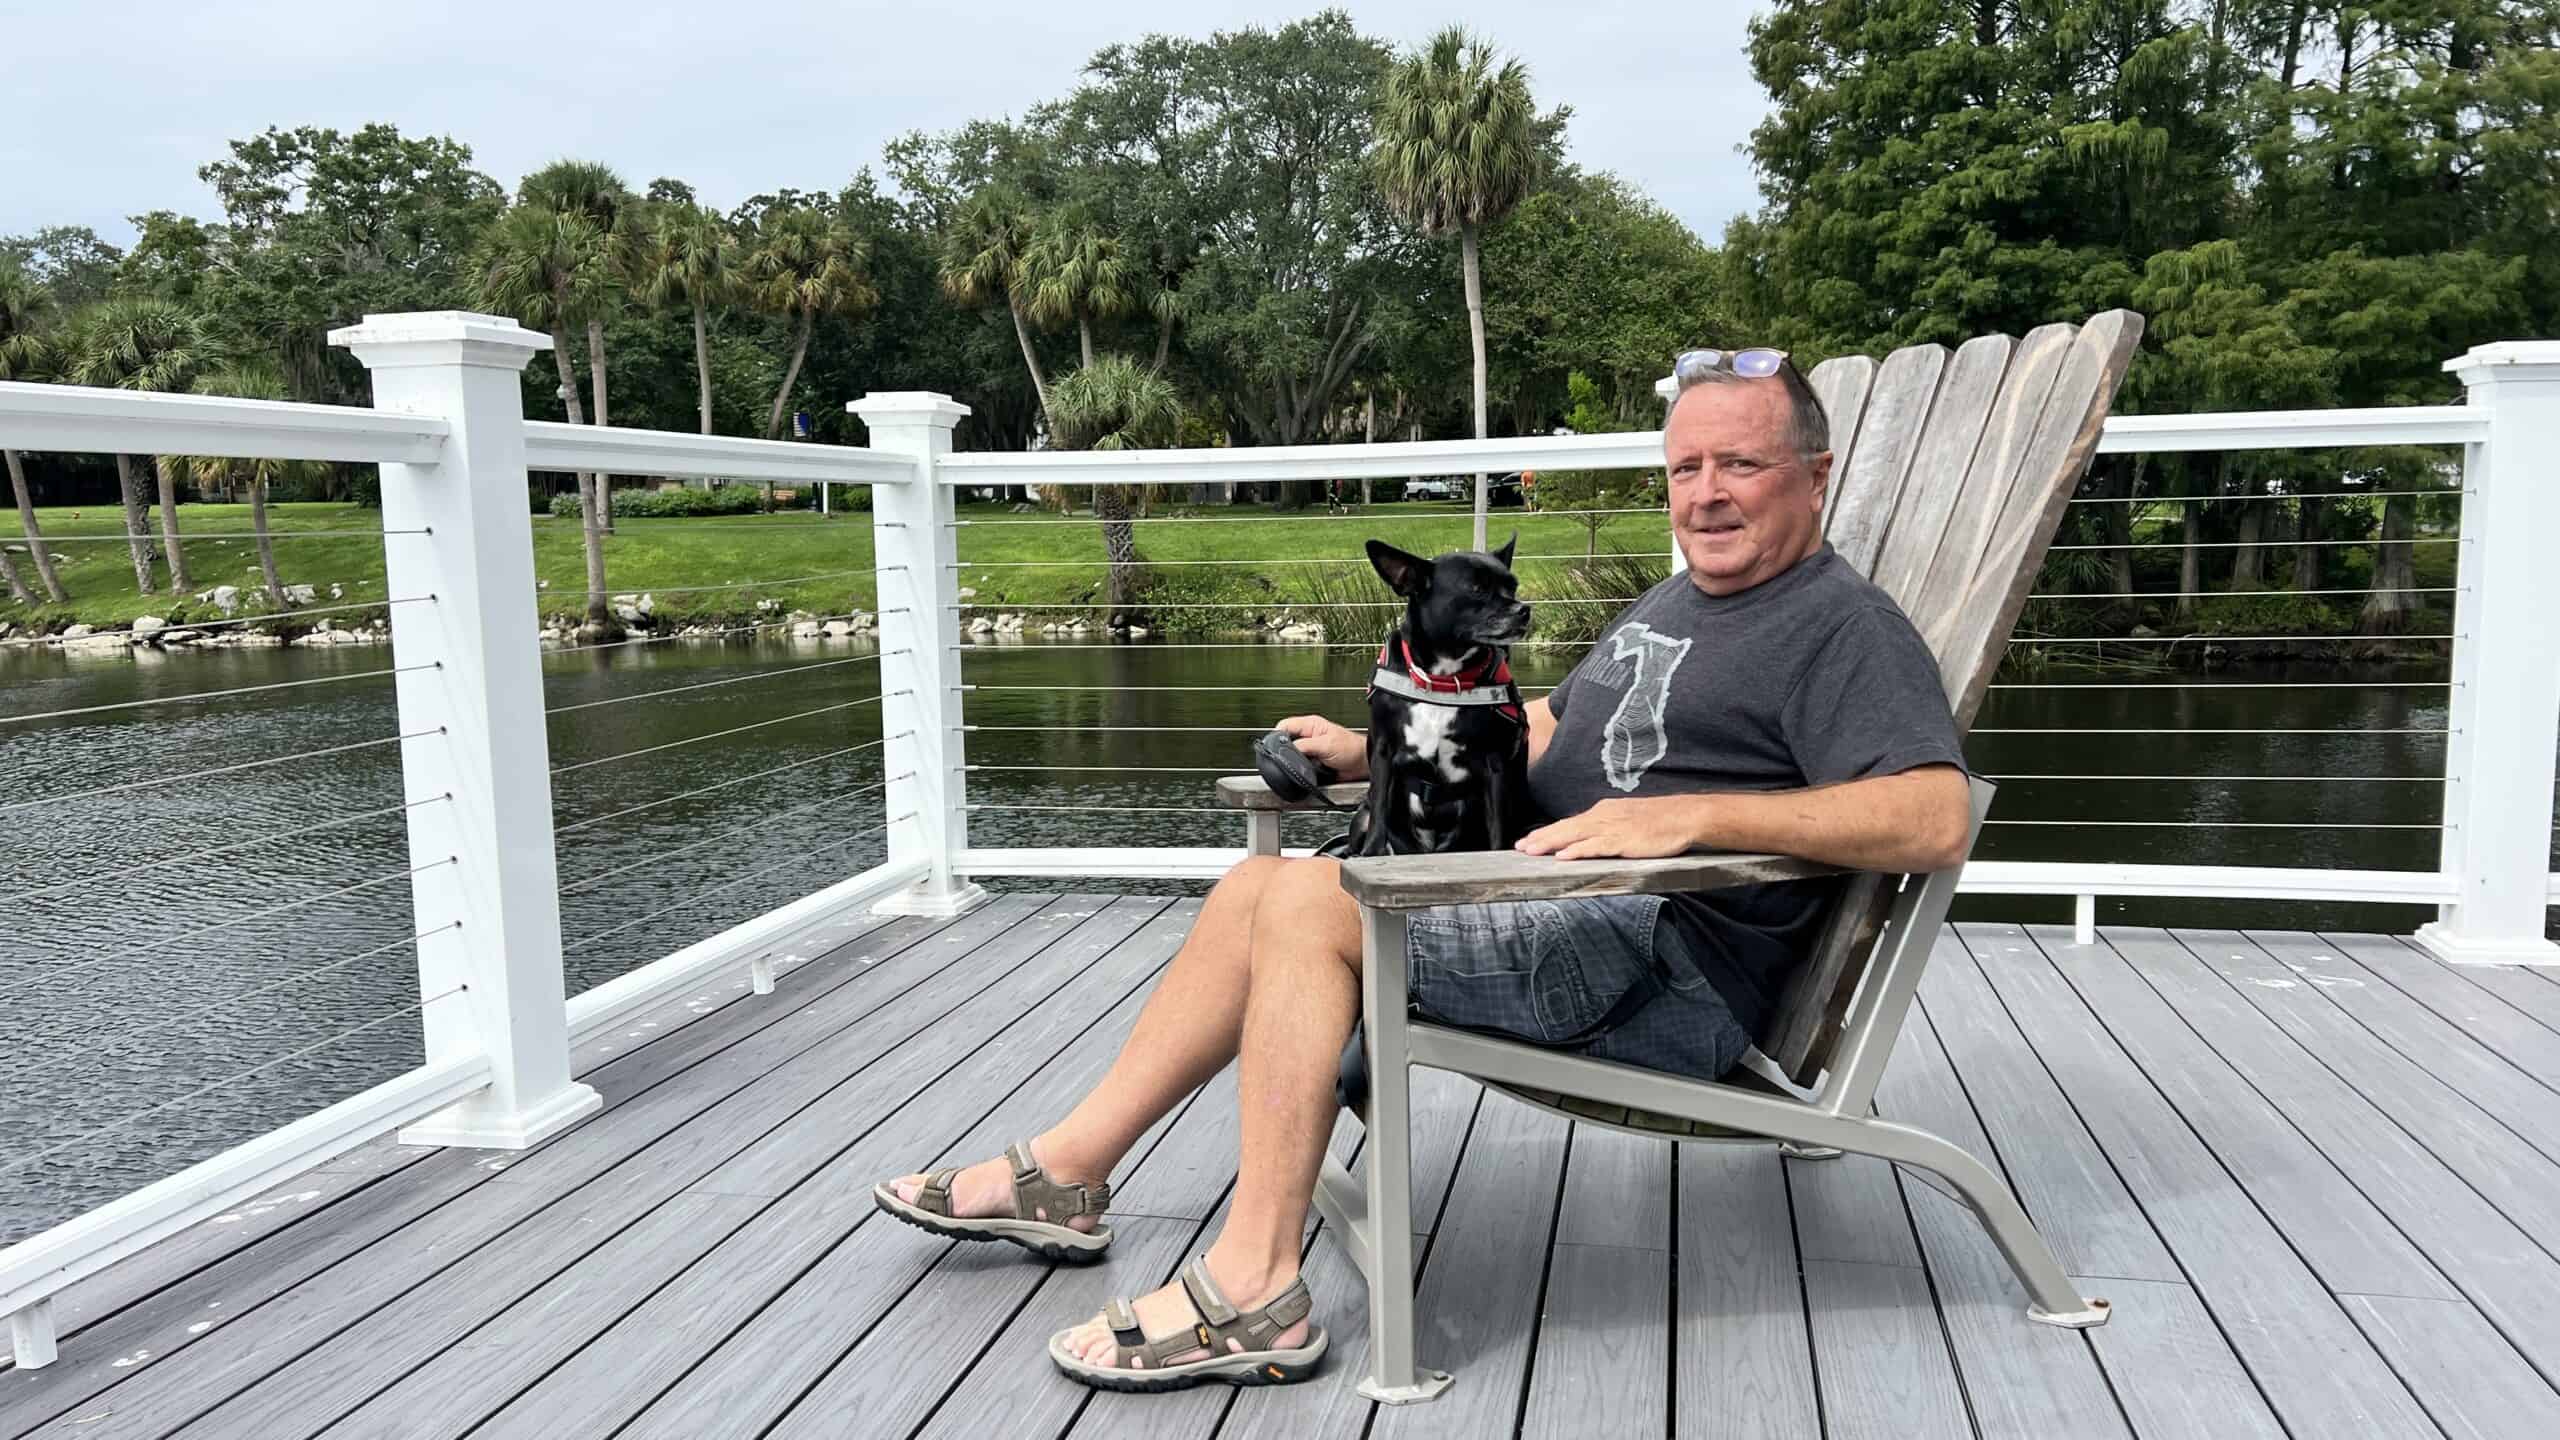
[872,1141,1113,1263]
[1048,1257,1328,1392]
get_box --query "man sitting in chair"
[877,348,1973,1392]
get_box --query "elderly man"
[877,349,1972,1392]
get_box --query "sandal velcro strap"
[1003,1141,1112,1221]
[915,1167,962,1216]
[1104,1296,1144,1344]
[1080,1181,1113,1216]
[1178,1258,1243,1327]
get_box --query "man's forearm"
[1679,766,1973,873]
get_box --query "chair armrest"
[1337,849,1847,910]
[1214,775,1372,813]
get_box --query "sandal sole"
[871,1184,1112,1265]
[1050,1330,1330,1393]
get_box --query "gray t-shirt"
[1530,544,1965,1032]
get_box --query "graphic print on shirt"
[1599,622,1694,790]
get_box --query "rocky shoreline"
[1,589,1347,658]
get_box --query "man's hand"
[1515,796,1706,860]
[1276,714,1368,782]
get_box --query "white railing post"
[2418,341,2560,966]
[850,391,988,917]
[330,311,605,1144]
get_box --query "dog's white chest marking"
[1402,705,1469,783]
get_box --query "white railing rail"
[4,315,2555,1372]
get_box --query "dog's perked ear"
[1366,539,1431,597]
[1491,531,1518,570]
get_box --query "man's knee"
[1217,854,1289,908]
[1251,858,1360,962]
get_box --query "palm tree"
[66,298,216,595]
[475,202,615,629]
[744,205,877,443]
[1374,26,1541,550]
[189,365,308,609]
[624,201,736,435]
[1047,355,1181,619]
[519,162,632,430]
[0,259,69,603]
[1021,206,1135,369]
[939,188,1050,409]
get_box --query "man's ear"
[1491,531,1518,570]
[1805,451,1833,517]
[1366,539,1429,597]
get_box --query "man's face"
[1662,379,1832,596]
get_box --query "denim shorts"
[1403,894,1753,1082]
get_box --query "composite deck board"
[2417,946,2560,1037]
[1802,1260,1973,1440]
[469,899,1186,1440]
[1914,934,2183,1283]
[2341,1292,2560,1440]
[1875,1003,2135,1440]
[2244,931,2560,1167]
[1369,1091,1571,1440]
[1672,1145,1818,1439]
[2028,926,2453,1300]
[2095,926,2560,1388]
[67,897,1116,1440]
[1518,1242,1668,1440]
[0,911,960,1430]
[17,910,2560,1438]
[2321,932,2560,1088]
[1958,922,2443,1437]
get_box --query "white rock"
[637,593,655,616]
[792,621,823,639]
[756,598,783,614]
[238,632,284,647]
[62,623,94,638]
[614,601,643,623]
[967,617,995,636]
[536,579,551,590]
[283,584,317,604]
[1129,625,1151,639]
[329,583,344,600]
[131,615,166,638]
[823,619,858,638]
[957,587,978,600]
[161,629,194,645]
[211,585,240,615]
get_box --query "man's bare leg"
[886,855,1288,1225]
[1060,857,1357,1367]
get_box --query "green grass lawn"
[1,499,1676,633]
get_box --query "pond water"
[0,635,2450,1239]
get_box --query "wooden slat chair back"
[1764,313,2141,1086]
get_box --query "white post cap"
[1654,372,1680,402]
[329,311,552,371]
[847,392,972,426]
[2444,340,2560,383]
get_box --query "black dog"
[1342,534,1535,856]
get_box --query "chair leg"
[1882,1121,2111,1328]
[10,1298,56,1370]
[1353,907,1453,1405]
[1313,1151,1375,1282]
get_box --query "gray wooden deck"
[9,891,2560,1439]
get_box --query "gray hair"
[1674,364,1831,461]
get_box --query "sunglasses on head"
[1673,348,1791,385]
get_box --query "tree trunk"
[250,477,286,609]
[2177,499,2202,618]
[1461,222,1490,552]
[2102,458,2138,599]
[1078,314,1094,370]
[581,478,611,629]
[1009,296,1050,412]
[6,448,67,602]
[2361,493,2418,632]
[1150,309,1175,376]
[1094,484,1139,620]
[766,307,814,441]
[2293,497,2324,590]
[0,545,29,604]
[113,454,155,594]
[2230,496,2265,588]
[692,298,713,435]
[586,316,614,533]
[543,316,604,550]
[152,455,191,593]
[1362,393,1375,507]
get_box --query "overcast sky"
[3,1,1771,248]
